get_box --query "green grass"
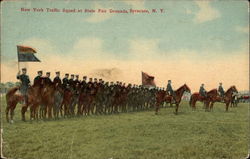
[1,96,249,159]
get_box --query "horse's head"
[226,85,238,94]
[230,85,238,93]
[183,84,191,93]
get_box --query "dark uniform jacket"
[53,76,62,85]
[17,74,30,87]
[44,77,52,85]
[87,81,94,95]
[69,79,75,88]
[62,78,69,88]
[167,83,174,95]
[81,81,87,92]
[218,86,225,96]
[199,86,206,96]
[33,76,41,86]
[17,74,30,95]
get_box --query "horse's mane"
[176,84,189,92]
[225,86,235,94]
[207,89,217,94]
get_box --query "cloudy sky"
[1,0,249,91]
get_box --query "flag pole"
[17,46,20,72]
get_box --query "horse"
[155,84,191,115]
[78,87,87,116]
[19,78,44,121]
[69,84,81,116]
[39,78,57,119]
[53,84,64,119]
[189,89,218,111]
[61,87,73,117]
[209,86,238,111]
[5,87,24,123]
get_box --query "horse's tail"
[189,95,193,107]
[6,87,20,101]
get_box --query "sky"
[1,0,249,92]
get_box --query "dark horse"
[155,84,191,115]
[209,86,238,111]
[189,89,218,111]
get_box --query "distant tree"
[15,82,21,87]
[5,82,15,88]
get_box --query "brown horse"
[5,87,24,123]
[6,78,44,122]
[61,87,73,117]
[40,79,57,119]
[78,88,87,116]
[209,86,238,111]
[53,84,64,119]
[155,84,191,115]
[189,89,218,111]
[25,78,45,121]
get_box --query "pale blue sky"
[1,0,248,61]
[1,0,249,90]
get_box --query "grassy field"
[1,96,249,159]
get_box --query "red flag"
[17,45,37,53]
[17,45,40,62]
[142,71,156,87]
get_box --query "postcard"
[0,0,249,159]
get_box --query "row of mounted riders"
[5,77,238,122]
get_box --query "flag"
[142,71,156,87]
[17,45,41,62]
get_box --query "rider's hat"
[22,68,27,71]
[46,72,50,75]
[56,71,60,74]
[38,70,42,74]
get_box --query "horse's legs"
[10,106,16,122]
[5,105,10,122]
[21,105,28,121]
[77,101,82,116]
[192,100,197,111]
[48,104,52,119]
[226,102,229,112]
[30,105,34,120]
[175,104,179,115]
[209,102,214,112]
[155,102,160,115]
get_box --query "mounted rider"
[44,72,52,85]
[218,82,225,97]
[53,71,62,86]
[80,76,88,93]
[16,68,30,105]
[68,74,74,87]
[62,73,69,89]
[199,83,207,98]
[34,70,43,85]
[74,75,80,86]
[167,80,176,103]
